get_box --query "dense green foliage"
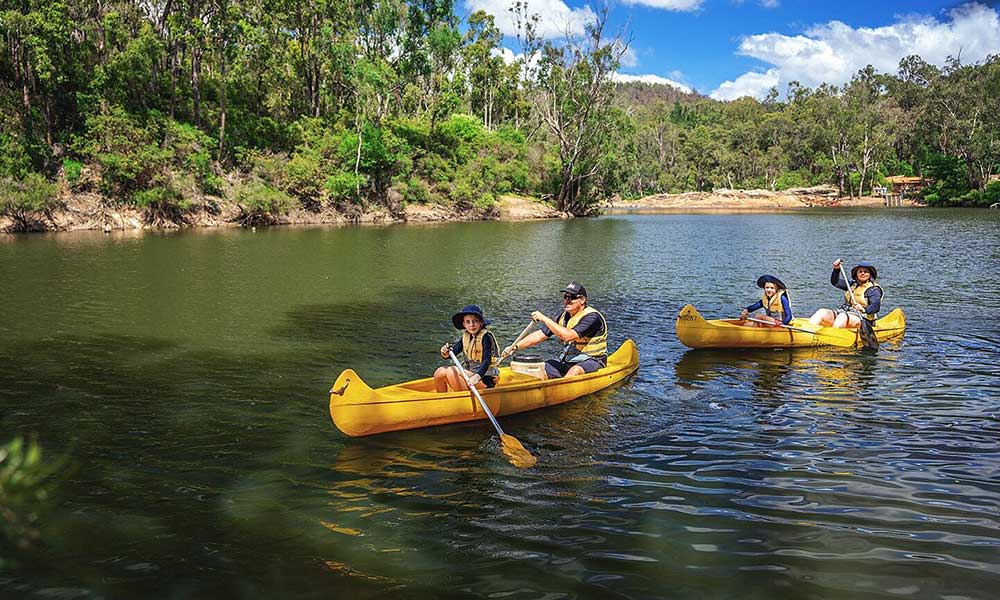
[620,59,1000,206]
[1,0,998,232]
[0,437,60,566]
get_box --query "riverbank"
[1,191,564,234]
[3,185,927,235]
[614,185,924,209]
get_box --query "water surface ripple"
[1,209,998,599]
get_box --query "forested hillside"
[2,1,998,231]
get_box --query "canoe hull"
[329,339,639,437]
[676,304,906,349]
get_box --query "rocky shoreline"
[3,185,924,235]
[612,185,923,210]
[1,192,565,235]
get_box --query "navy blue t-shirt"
[541,311,605,341]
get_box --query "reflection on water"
[2,211,999,598]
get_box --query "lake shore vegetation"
[1,1,998,233]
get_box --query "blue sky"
[463,1,1000,99]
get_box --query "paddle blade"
[500,434,537,468]
[858,319,879,350]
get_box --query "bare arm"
[531,310,579,343]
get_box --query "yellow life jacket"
[461,329,500,375]
[845,281,883,321]
[761,289,788,318]
[558,306,608,362]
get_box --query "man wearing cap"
[502,282,608,379]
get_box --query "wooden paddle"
[495,321,536,367]
[746,316,857,347]
[838,262,879,350]
[447,350,537,468]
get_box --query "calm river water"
[1,209,998,599]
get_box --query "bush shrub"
[473,192,496,214]
[774,170,808,191]
[133,182,194,224]
[982,181,1000,206]
[450,180,475,209]
[62,159,83,187]
[75,106,171,200]
[0,436,62,565]
[402,177,430,204]
[325,171,366,205]
[285,151,326,209]
[0,135,31,179]
[0,174,60,231]
[162,120,225,195]
[232,180,295,227]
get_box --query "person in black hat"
[434,304,501,392]
[501,282,608,380]
[740,274,792,327]
[808,259,883,328]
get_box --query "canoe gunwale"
[329,339,639,436]
[337,355,637,407]
[676,304,906,350]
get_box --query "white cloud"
[464,0,596,38]
[613,73,694,93]
[760,0,779,8]
[710,69,779,100]
[619,0,703,11]
[614,42,640,68]
[710,1,1000,100]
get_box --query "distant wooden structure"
[882,176,929,207]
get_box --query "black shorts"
[481,375,497,389]
[544,357,606,378]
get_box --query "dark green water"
[2,209,998,599]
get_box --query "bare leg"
[750,315,780,327]
[833,312,862,328]
[434,366,451,392]
[443,367,465,391]
[809,308,836,327]
[565,365,585,378]
[445,367,489,390]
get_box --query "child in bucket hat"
[434,304,500,392]
[740,274,793,327]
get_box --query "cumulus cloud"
[709,69,780,100]
[710,1,1000,100]
[619,0,703,11]
[464,0,596,38]
[613,73,694,93]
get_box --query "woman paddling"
[808,259,883,329]
[434,305,500,392]
[740,274,792,327]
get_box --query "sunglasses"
[562,294,581,301]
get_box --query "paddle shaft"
[447,351,505,436]
[838,263,856,308]
[838,262,879,349]
[746,316,813,334]
[495,321,536,367]
[746,315,856,347]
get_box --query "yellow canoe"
[676,304,906,349]
[329,340,639,437]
